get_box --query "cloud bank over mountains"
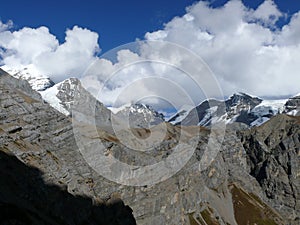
[1,0,300,108]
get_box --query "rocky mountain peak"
[112,103,165,128]
[226,92,262,109]
[40,77,112,129]
[129,103,164,120]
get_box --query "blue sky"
[0,0,194,52]
[0,0,300,52]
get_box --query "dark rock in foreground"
[0,150,136,225]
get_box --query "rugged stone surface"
[240,114,300,221]
[284,95,300,116]
[0,69,299,225]
[0,150,136,225]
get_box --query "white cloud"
[279,12,300,46]
[144,0,300,98]
[0,25,99,82]
[0,26,58,67]
[251,0,283,26]
[0,20,13,32]
[35,26,99,81]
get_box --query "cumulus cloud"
[0,20,13,32]
[0,26,58,67]
[250,0,283,26]
[35,26,99,81]
[82,41,213,110]
[1,0,300,110]
[279,12,300,45]
[0,24,99,82]
[145,0,300,98]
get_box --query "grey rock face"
[56,77,80,113]
[0,150,136,225]
[0,69,42,101]
[0,72,299,225]
[240,114,300,221]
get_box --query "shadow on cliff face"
[0,149,136,225]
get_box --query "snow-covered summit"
[249,99,286,126]
[168,92,295,128]
[112,103,165,128]
[1,64,54,91]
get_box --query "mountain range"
[169,92,300,128]
[0,66,299,225]
[3,65,299,130]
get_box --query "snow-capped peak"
[1,64,54,91]
[169,92,293,128]
[40,77,84,116]
[249,99,286,127]
[111,103,165,128]
[113,103,164,119]
[292,93,300,98]
[108,103,132,114]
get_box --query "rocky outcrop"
[0,69,135,224]
[240,114,300,222]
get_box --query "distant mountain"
[169,93,293,128]
[40,77,90,116]
[110,103,164,128]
